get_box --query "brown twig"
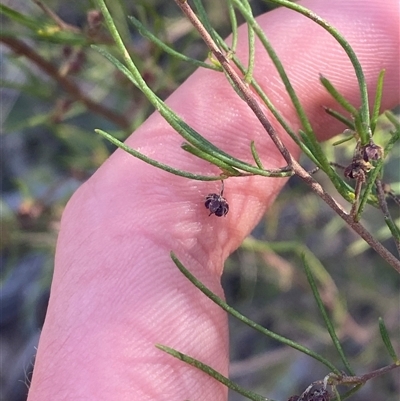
[291,363,400,400]
[293,166,400,271]
[33,0,81,33]
[174,0,400,273]
[330,362,400,386]
[1,36,130,130]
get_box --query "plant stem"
[330,362,400,386]
[292,160,400,272]
[174,0,294,168]
[1,36,131,130]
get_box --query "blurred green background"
[1,1,399,400]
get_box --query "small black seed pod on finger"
[204,181,229,217]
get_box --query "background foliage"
[1,1,399,400]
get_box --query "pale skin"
[27,0,399,400]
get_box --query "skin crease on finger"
[27,1,399,400]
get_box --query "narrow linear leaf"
[319,75,358,115]
[170,251,340,373]
[0,4,42,31]
[227,0,239,53]
[181,142,242,176]
[323,107,355,130]
[91,45,139,87]
[370,70,385,133]
[95,129,223,181]
[332,136,354,147]
[128,15,221,71]
[379,317,400,362]
[250,141,264,169]
[156,344,269,401]
[354,114,365,142]
[339,384,364,400]
[384,110,400,134]
[242,1,255,84]
[302,254,355,375]
[332,385,342,401]
[169,111,292,177]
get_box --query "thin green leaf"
[95,129,224,181]
[319,75,358,115]
[353,113,365,141]
[227,0,239,53]
[242,1,255,84]
[91,45,139,87]
[323,107,355,130]
[156,344,269,401]
[0,4,42,31]
[382,217,400,244]
[168,111,292,177]
[370,70,385,133]
[128,15,221,72]
[171,251,340,374]
[181,143,242,176]
[105,0,130,46]
[302,254,355,375]
[384,110,400,133]
[332,135,354,147]
[378,317,399,362]
[250,141,264,169]
[338,384,364,400]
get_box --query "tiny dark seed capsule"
[204,181,229,217]
[362,142,383,162]
[205,193,229,217]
